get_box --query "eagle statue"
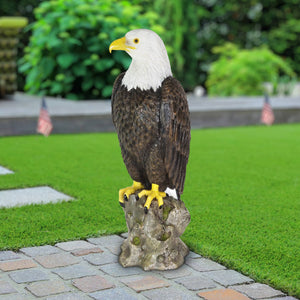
[109,29,190,214]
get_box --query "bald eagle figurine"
[109,29,190,214]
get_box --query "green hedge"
[19,0,164,100]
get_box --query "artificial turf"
[0,124,299,297]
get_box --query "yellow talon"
[119,181,144,206]
[138,183,166,213]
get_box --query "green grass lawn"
[0,124,299,297]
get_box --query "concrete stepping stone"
[0,166,13,175]
[0,186,73,208]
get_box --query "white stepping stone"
[0,186,73,208]
[0,166,14,175]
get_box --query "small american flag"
[37,98,53,136]
[261,94,274,126]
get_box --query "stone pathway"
[0,235,297,300]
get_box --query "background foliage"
[18,0,163,99]
[149,0,199,90]
[206,43,295,96]
[1,0,299,97]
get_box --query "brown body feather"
[112,73,190,197]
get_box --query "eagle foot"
[138,183,166,213]
[119,181,144,207]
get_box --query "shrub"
[19,0,164,100]
[206,43,295,96]
[194,0,300,87]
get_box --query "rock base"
[119,193,190,271]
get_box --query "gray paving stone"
[185,257,226,272]
[142,286,199,300]
[72,247,103,257]
[0,166,13,175]
[120,233,128,239]
[83,252,118,266]
[52,263,97,280]
[72,275,114,293]
[87,235,124,246]
[20,245,61,257]
[120,275,169,292]
[0,186,73,208]
[232,283,285,299]
[0,251,20,261]
[0,294,32,300]
[34,252,80,268]
[9,269,49,283]
[46,293,89,300]
[159,264,192,279]
[100,263,142,277]
[103,244,121,255]
[174,274,217,291]
[186,251,201,259]
[26,279,70,297]
[0,280,17,295]
[89,287,139,300]
[260,297,298,300]
[0,258,37,271]
[202,269,254,286]
[55,240,97,251]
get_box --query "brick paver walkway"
[0,234,297,300]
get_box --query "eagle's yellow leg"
[138,183,166,214]
[119,181,144,207]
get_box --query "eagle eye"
[133,38,139,44]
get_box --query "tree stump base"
[119,193,190,271]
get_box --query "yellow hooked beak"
[109,37,135,53]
